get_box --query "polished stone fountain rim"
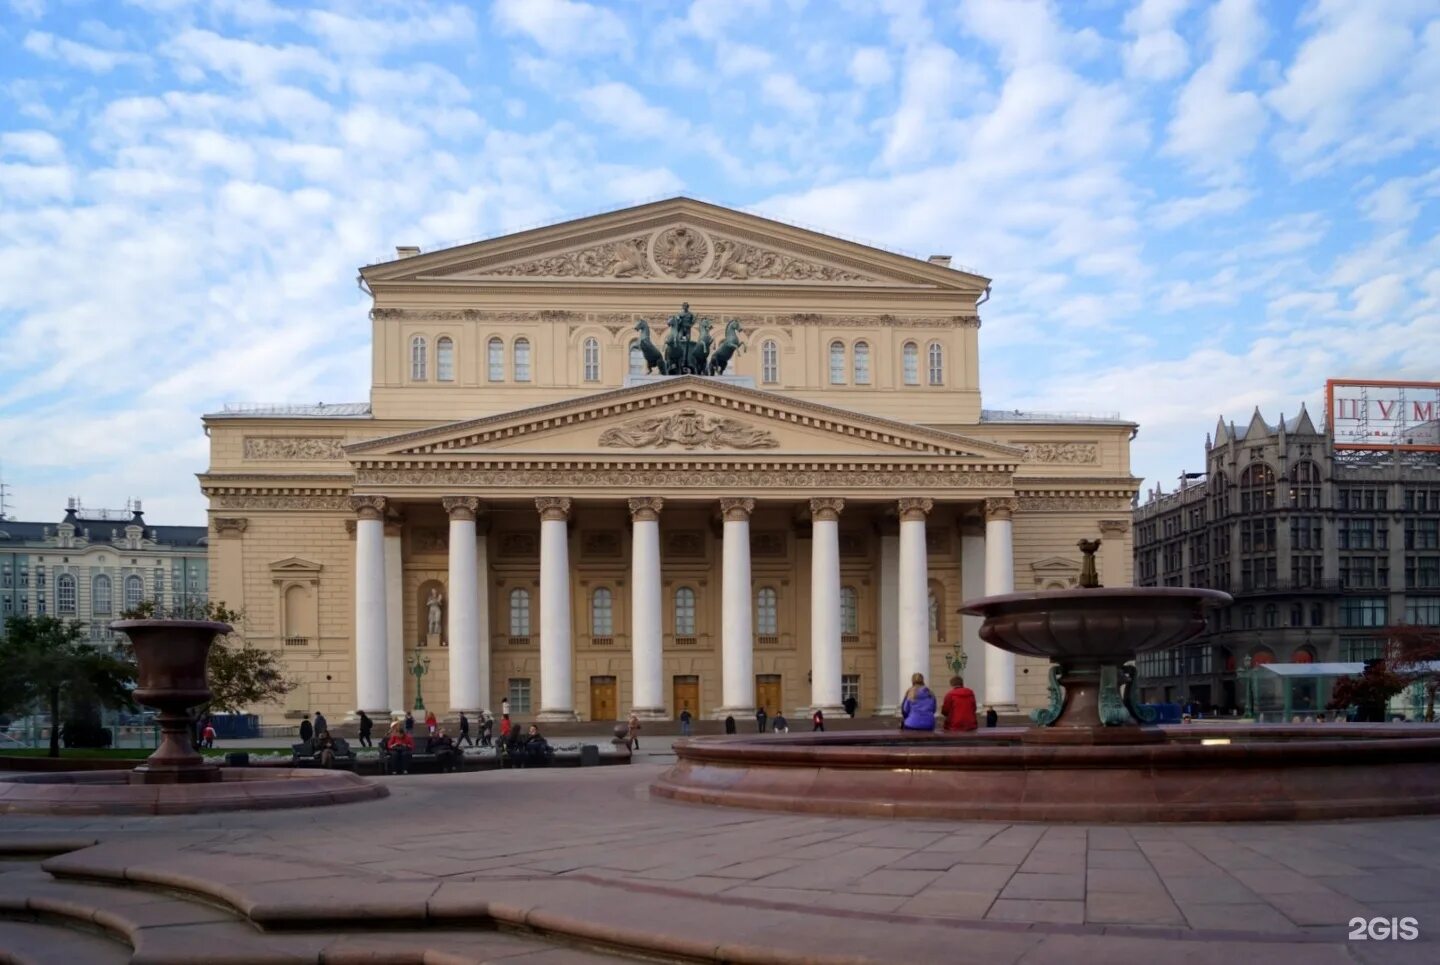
[0,768,388,816]
[959,585,1233,612]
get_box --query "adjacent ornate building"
[201,198,1139,724]
[0,499,207,645]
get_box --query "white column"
[384,520,404,717]
[536,497,576,721]
[897,498,932,707]
[984,497,1018,711]
[629,497,666,718]
[351,496,390,716]
[960,520,987,707]
[475,516,491,714]
[809,498,845,713]
[877,530,900,716]
[718,498,755,716]
[444,496,482,715]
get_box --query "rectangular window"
[0,567,9,588]
[1290,516,1322,550]
[18,569,28,588]
[1405,598,1440,626]
[1341,637,1385,661]
[488,339,504,381]
[1407,556,1440,589]
[841,674,860,703]
[1340,556,1386,588]
[1291,555,1322,588]
[1340,597,1387,628]
[1406,519,1440,550]
[1404,489,1440,512]
[1,597,10,615]
[507,678,532,714]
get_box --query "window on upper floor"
[902,342,919,385]
[840,585,858,637]
[410,336,427,381]
[628,340,646,376]
[829,341,845,384]
[761,340,779,384]
[487,337,504,381]
[674,587,696,636]
[591,587,613,637]
[756,586,778,636]
[1239,462,1275,512]
[124,574,144,611]
[1290,460,1321,508]
[92,574,112,615]
[853,341,871,384]
[436,337,454,382]
[927,342,944,385]
[57,574,76,614]
[583,337,600,382]
[509,588,531,637]
[514,338,531,382]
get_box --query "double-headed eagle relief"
[633,303,745,376]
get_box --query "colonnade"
[350,494,1018,720]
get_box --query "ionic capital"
[809,497,845,522]
[719,497,755,522]
[897,497,933,522]
[629,496,665,522]
[442,496,480,521]
[984,497,1018,522]
[535,497,572,522]
[212,517,248,538]
[350,495,387,521]
[1099,518,1130,536]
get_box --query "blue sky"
[1,0,1437,521]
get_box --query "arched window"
[853,341,871,384]
[927,341,944,385]
[509,588,531,637]
[487,337,504,381]
[513,338,531,382]
[1240,462,1276,512]
[902,342,919,385]
[756,587,778,635]
[828,341,846,384]
[840,585,858,636]
[628,340,646,375]
[591,587,613,637]
[1263,603,1278,627]
[761,339,779,384]
[1291,460,1321,509]
[674,587,696,636]
[409,335,427,381]
[435,336,454,381]
[124,574,144,611]
[92,574,112,615]
[57,574,76,614]
[582,336,600,382]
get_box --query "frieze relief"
[498,533,537,558]
[598,408,779,450]
[666,531,706,558]
[1017,495,1135,513]
[751,532,786,558]
[411,527,448,553]
[482,236,651,279]
[211,494,352,511]
[356,467,1013,490]
[371,307,974,330]
[243,437,346,460]
[706,237,875,282]
[1016,442,1099,464]
[581,531,623,559]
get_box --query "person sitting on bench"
[427,727,459,772]
[382,721,414,774]
[313,729,337,768]
[521,724,551,768]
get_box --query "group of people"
[298,710,342,767]
[901,674,984,732]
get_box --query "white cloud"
[1123,0,1190,81]
[760,74,819,115]
[1152,186,1254,228]
[492,0,630,57]
[880,44,983,168]
[849,47,892,88]
[23,30,146,72]
[1165,0,1268,181]
[0,130,63,162]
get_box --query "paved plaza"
[1,754,1437,963]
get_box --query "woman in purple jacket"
[900,673,937,732]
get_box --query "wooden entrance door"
[756,674,782,716]
[590,676,617,721]
[672,675,699,719]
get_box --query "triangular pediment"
[269,556,323,574]
[360,198,988,293]
[347,377,1022,463]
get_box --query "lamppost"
[945,641,968,678]
[408,652,431,712]
[1240,654,1257,719]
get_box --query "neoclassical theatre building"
[201,199,1138,724]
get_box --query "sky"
[1,0,1438,523]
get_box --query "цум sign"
[1326,379,1440,451]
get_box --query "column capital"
[897,497,933,522]
[212,517,248,538]
[984,497,1018,522]
[809,497,844,522]
[535,496,572,522]
[1098,518,1130,536]
[628,496,665,521]
[719,497,755,521]
[442,496,481,521]
[383,517,405,538]
[351,495,387,520]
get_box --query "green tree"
[1386,624,1440,722]
[1328,657,1409,723]
[0,615,136,757]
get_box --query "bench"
[290,738,356,770]
[379,739,462,774]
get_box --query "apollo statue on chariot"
[632,303,745,377]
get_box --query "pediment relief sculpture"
[483,236,650,279]
[598,407,779,451]
[1016,442,1099,464]
[707,236,873,282]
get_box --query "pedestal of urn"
[110,619,229,785]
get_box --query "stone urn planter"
[109,619,230,784]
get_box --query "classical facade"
[1133,406,1440,712]
[0,499,207,645]
[200,198,1138,724]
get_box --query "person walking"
[500,714,512,743]
[404,711,415,734]
[811,708,825,731]
[201,722,216,749]
[298,713,314,743]
[755,706,768,733]
[941,676,978,732]
[480,712,494,748]
[313,710,328,735]
[843,694,858,718]
[425,710,438,737]
[627,712,641,751]
[900,673,937,732]
[458,712,473,747]
[358,711,374,748]
[679,707,693,737]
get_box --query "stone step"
[0,919,131,965]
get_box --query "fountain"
[0,619,386,814]
[654,540,1440,822]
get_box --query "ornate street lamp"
[1240,654,1257,719]
[408,652,431,712]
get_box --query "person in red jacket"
[382,722,415,774]
[941,676,978,732]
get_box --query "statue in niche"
[426,587,444,638]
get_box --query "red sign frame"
[1326,378,1440,451]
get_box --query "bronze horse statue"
[633,320,664,374]
[706,318,744,375]
[687,317,713,375]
